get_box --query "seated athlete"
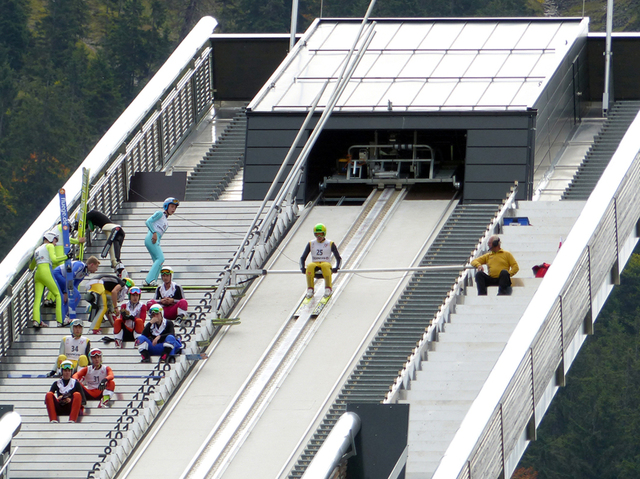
[146,266,188,321]
[471,235,519,296]
[85,274,134,333]
[53,256,100,321]
[48,319,91,376]
[136,304,182,363]
[300,223,342,299]
[114,287,146,348]
[73,348,115,408]
[45,360,86,423]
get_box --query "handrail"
[0,411,21,476]
[0,17,216,358]
[385,181,519,403]
[432,111,640,478]
[301,412,361,479]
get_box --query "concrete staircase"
[0,200,268,478]
[184,108,247,201]
[403,200,585,478]
[563,101,640,200]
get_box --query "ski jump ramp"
[120,197,454,479]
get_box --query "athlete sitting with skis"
[146,266,189,321]
[136,304,182,363]
[48,319,91,377]
[73,348,115,408]
[300,223,342,299]
[53,256,100,322]
[44,360,86,423]
[113,287,146,348]
[85,209,126,273]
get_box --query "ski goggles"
[90,348,102,357]
[129,287,141,295]
[60,361,74,370]
[160,269,173,275]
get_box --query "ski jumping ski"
[58,188,75,319]
[185,353,209,361]
[77,167,90,261]
[211,317,241,326]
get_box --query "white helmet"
[44,231,58,243]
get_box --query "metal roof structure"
[249,18,588,113]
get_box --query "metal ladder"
[287,203,499,478]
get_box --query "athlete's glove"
[332,267,339,273]
[301,267,306,274]
[98,379,107,391]
[46,370,57,378]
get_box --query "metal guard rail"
[431,112,640,479]
[0,16,217,358]
[385,182,519,404]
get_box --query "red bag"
[532,263,550,278]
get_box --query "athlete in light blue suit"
[144,198,179,287]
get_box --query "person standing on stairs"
[471,235,519,296]
[143,198,179,287]
[300,223,342,299]
[30,231,68,328]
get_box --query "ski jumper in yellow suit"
[299,224,342,297]
[30,234,67,326]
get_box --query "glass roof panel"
[529,51,557,77]
[445,80,491,107]
[477,80,522,107]
[351,51,381,78]
[431,52,477,78]
[465,52,509,78]
[451,23,496,49]
[418,22,466,50]
[412,80,457,107]
[399,53,444,78]
[305,23,337,50]
[377,81,425,108]
[497,52,541,78]
[298,52,347,79]
[367,52,412,78]
[369,23,402,50]
[482,23,529,50]
[511,79,543,106]
[320,23,362,50]
[331,81,361,108]
[516,23,561,50]
[251,19,584,112]
[342,80,392,107]
[276,81,327,109]
[386,23,433,50]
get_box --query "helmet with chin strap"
[313,224,326,236]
